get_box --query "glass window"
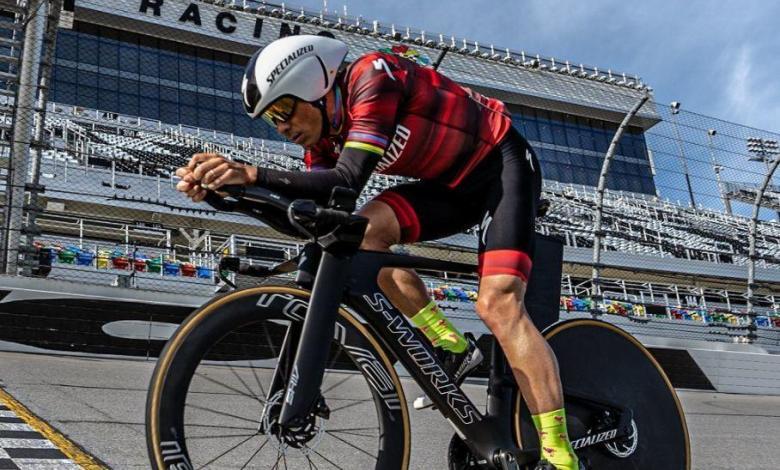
[140,48,160,78]
[216,112,233,133]
[234,116,251,137]
[56,31,79,61]
[56,66,78,84]
[119,92,139,117]
[160,101,179,124]
[140,83,159,99]
[232,64,245,89]
[214,64,233,91]
[585,169,599,185]
[119,77,139,95]
[178,58,196,85]
[197,58,214,89]
[198,108,216,129]
[197,93,215,110]
[214,96,233,114]
[232,96,244,115]
[179,90,196,106]
[522,118,538,142]
[119,45,139,74]
[180,104,197,126]
[79,35,99,66]
[99,74,118,91]
[535,147,551,163]
[53,82,77,105]
[551,123,567,146]
[538,119,554,144]
[571,167,589,186]
[140,97,159,120]
[160,86,178,103]
[543,163,560,181]
[580,154,598,170]
[558,165,574,183]
[78,70,98,87]
[98,88,118,112]
[564,125,580,148]
[99,38,119,69]
[556,150,572,166]
[159,51,178,81]
[641,178,656,194]
[593,130,609,154]
[78,86,98,109]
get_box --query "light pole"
[670,102,697,208]
[707,129,732,215]
[747,137,780,220]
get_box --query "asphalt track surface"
[0,350,778,469]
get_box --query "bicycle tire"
[146,284,411,469]
[514,319,690,469]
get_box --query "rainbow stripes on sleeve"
[344,131,387,156]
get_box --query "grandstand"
[0,0,778,364]
[13,103,777,346]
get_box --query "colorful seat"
[163,261,180,276]
[147,257,163,273]
[96,250,110,269]
[112,256,129,270]
[58,250,76,264]
[77,251,95,266]
[181,263,196,277]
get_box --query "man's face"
[274,100,322,148]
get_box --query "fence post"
[3,0,48,274]
[591,92,649,315]
[745,155,780,342]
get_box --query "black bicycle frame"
[269,235,531,466]
[208,185,634,468]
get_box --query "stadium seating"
[32,103,780,271]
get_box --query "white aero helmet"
[241,34,348,122]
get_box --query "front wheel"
[515,319,690,469]
[146,284,411,469]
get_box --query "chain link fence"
[0,0,778,351]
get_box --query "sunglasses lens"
[262,97,297,125]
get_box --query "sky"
[297,0,780,132]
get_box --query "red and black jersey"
[304,51,511,187]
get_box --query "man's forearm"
[255,166,355,203]
[253,146,379,202]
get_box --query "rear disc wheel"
[515,319,690,469]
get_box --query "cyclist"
[176,34,579,470]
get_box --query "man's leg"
[358,199,429,315]
[476,274,577,469]
[358,199,468,354]
[475,274,561,412]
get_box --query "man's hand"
[175,153,258,202]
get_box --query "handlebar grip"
[315,207,353,226]
[202,185,246,212]
[203,190,233,211]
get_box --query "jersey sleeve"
[343,53,406,158]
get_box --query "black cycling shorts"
[373,126,542,282]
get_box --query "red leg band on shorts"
[478,249,533,282]
[374,191,421,243]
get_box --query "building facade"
[48,0,657,193]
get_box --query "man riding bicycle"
[176,34,579,470]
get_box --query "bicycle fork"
[260,251,352,429]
